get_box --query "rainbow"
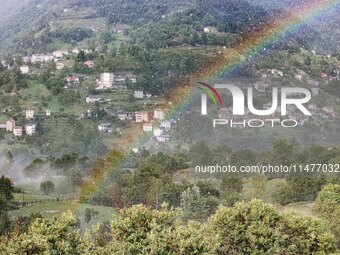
[79,0,339,203]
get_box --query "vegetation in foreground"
[0,198,339,255]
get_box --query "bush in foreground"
[1,200,338,254]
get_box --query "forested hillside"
[0,0,338,54]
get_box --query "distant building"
[160,121,171,130]
[52,50,64,58]
[156,134,170,142]
[134,90,144,99]
[145,92,152,98]
[72,49,80,54]
[203,26,214,33]
[117,111,134,121]
[153,128,163,137]
[98,123,113,133]
[86,95,104,104]
[124,72,137,83]
[1,59,9,68]
[46,109,51,116]
[320,73,328,79]
[56,62,65,70]
[20,65,29,74]
[135,111,149,123]
[26,109,35,120]
[295,74,303,81]
[52,50,62,58]
[84,60,94,69]
[31,54,45,63]
[154,108,164,120]
[271,69,283,77]
[44,54,54,62]
[13,126,23,137]
[143,123,153,132]
[6,119,16,132]
[22,56,31,64]
[25,124,36,136]
[98,73,114,88]
[66,76,80,85]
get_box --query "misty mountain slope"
[249,0,340,53]
[0,0,338,54]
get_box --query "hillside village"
[0,0,338,157]
[0,45,339,148]
[0,48,179,146]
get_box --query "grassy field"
[9,200,115,232]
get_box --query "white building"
[86,95,104,104]
[26,109,35,120]
[156,134,170,142]
[31,54,45,63]
[25,124,36,136]
[98,73,114,88]
[160,121,171,130]
[46,109,51,116]
[134,90,144,99]
[117,111,133,121]
[44,54,54,62]
[143,123,153,132]
[52,50,64,58]
[98,123,113,133]
[6,119,15,132]
[271,69,283,77]
[22,56,31,63]
[154,108,164,120]
[13,126,23,137]
[56,62,65,70]
[135,111,149,123]
[20,65,29,74]
[153,128,163,137]
[72,49,80,54]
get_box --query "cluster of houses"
[98,108,174,142]
[85,90,151,105]
[0,108,53,138]
[0,110,36,137]
[133,90,152,99]
[96,72,137,89]
[136,108,173,142]
[18,49,96,75]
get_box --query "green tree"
[315,184,340,247]
[210,199,337,255]
[3,212,86,254]
[40,180,55,195]
[220,177,243,206]
[0,175,14,200]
